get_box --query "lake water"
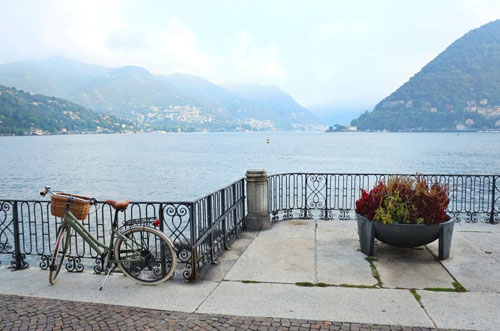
[1,132,499,201]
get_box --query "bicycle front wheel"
[49,225,71,285]
[114,226,177,285]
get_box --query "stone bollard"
[246,170,271,230]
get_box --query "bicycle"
[40,187,177,289]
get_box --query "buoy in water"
[266,138,270,144]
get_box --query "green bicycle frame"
[61,209,145,265]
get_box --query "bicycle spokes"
[114,227,176,284]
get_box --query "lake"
[1,132,499,201]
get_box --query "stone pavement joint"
[0,294,464,331]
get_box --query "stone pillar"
[246,170,270,230]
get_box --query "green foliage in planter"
[374,191,422,224]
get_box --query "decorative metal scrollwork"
[183,263,193,280]
[338,209,351,220]
[94,257,104,274]
[40,255,52,270]
[0,202,14,254]
[283,209,294,220]
[163,204,190,248]
[11,253,28,269]
[448,211,461,223]
[66,256,84,272]
[0,243,13,253]
[320,209,334,220]
[466,212,478,223]
[306,175,326,209]
[177,249,191,263]
[299,208,312,219]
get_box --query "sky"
[1,0,500,111]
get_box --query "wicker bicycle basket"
[50,192,91,220]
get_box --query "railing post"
[12,201,28,270]
[246,170,270,230]
[221,189,228,250]
[189,202,199,281]
[159,203,167,277]
[302,174,309,219]
[207,195,215,262]
[232,182,238,237]
[323,175,328,220]
[242,178,246,227]
[491,176,497,224]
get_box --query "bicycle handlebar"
[40,186,97,205]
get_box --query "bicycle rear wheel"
[114,226,177,285]
[49,225,71,285]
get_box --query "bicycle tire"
[114,226,177,285]
[49,225,71,285]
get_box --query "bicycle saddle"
[105,200,130,210]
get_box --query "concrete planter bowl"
[356,214,454,260]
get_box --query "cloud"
[311,20,374,41]
[106,29,150,52]
[0,0,121,61]
[223,30,286,84]
[160,18,210,72]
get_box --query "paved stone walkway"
[0,294,460,331]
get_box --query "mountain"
[0,57,110,98]
[68,66,186,117]
[0,57,322,131]
[352,20,500,131]
[225,84,320,128]
[0,84,134,135]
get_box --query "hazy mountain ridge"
[352,20,500,131]
[0,58,322,131]
[0,84,134,135]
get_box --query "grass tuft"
[452,281,467,292]
[315,282,329,287]
[410,290,423,308]
[295,282,331,288]
[424,287,456,292]
[365,257,383,287]
[241,280,261,284]
[424,282,467,293]
[295,282,314,287]
[339,284,377,289]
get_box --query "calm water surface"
[1,132,499,201]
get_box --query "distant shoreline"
[2,129,500,137]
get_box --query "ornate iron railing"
[189,178,246,279]
[0,178,246,281]
[268,173,500,224]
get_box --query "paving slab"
[419,290,500,331]
[373,243,455,289]
[260,219,316,239]
[453,221,500,233]
[0,267,47,296]
[202,231,258,281]
[316,221,376,286]
[460,231,500,264]
[0,267,218,312]
[427,232,500,292]
[224,221,315,283]
[198,281,435,328]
